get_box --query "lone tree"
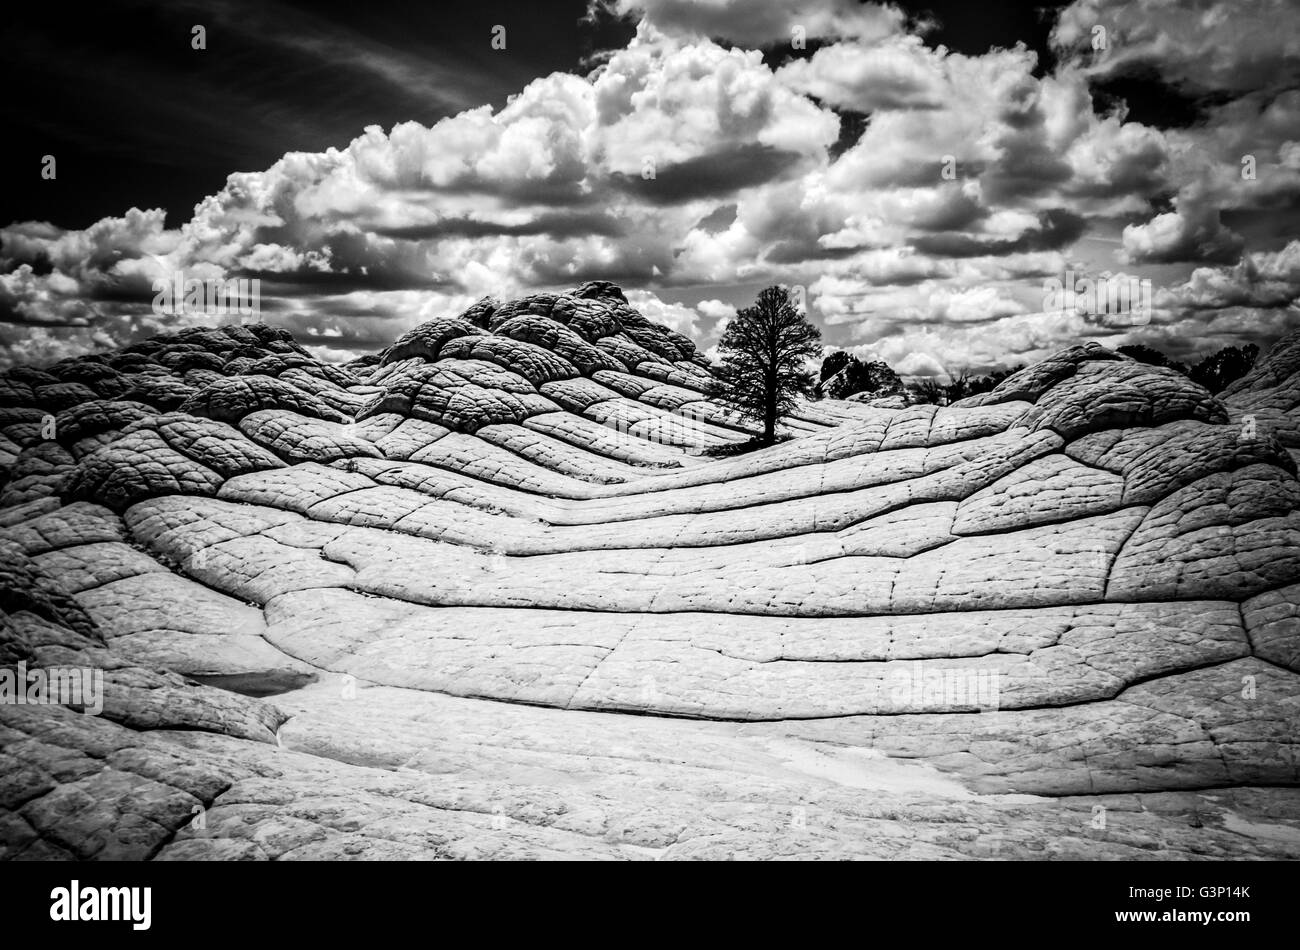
[713,285,821,443]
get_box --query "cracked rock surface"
[2,282,1299,859]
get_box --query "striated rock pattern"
[2,282,1299,859]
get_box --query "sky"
[2,0,1299,378]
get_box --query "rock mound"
[2,288,1299,859]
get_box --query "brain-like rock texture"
[2,287,1300,860]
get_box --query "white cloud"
[1052,0,1300,96]
[1160,239,1300,310]
[623,288,702,338]
[695,298,736,320]
[776,35,946,111]
[892,351,949,378]
[1,4,1292,376]
[1121,202,1244,265]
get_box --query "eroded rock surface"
[2,285,1299,859]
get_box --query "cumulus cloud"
[1052,0,1300,96]
[824,307,1129,378]
[1121,202,1245,265]
[892,351,949,378]
[776,35,946,111]
[1161,240,1300,311]
[0,265,101,327]
[812,274,1030,330]
[695,298,736,321]
[2,2,1293,375]
[622,289,703,338]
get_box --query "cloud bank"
[3,0,1298,374]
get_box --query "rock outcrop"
[2,283,1299,859]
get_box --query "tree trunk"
[763,377,776,443]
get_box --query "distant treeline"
[1112,343,1259,395]
[816,342,1260,406]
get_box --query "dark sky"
[3,0,1101,230]
[1,0,632,228]
[897,0,1072,58]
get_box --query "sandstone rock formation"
[2,281,1299,859]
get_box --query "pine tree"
[713,286,821,443]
